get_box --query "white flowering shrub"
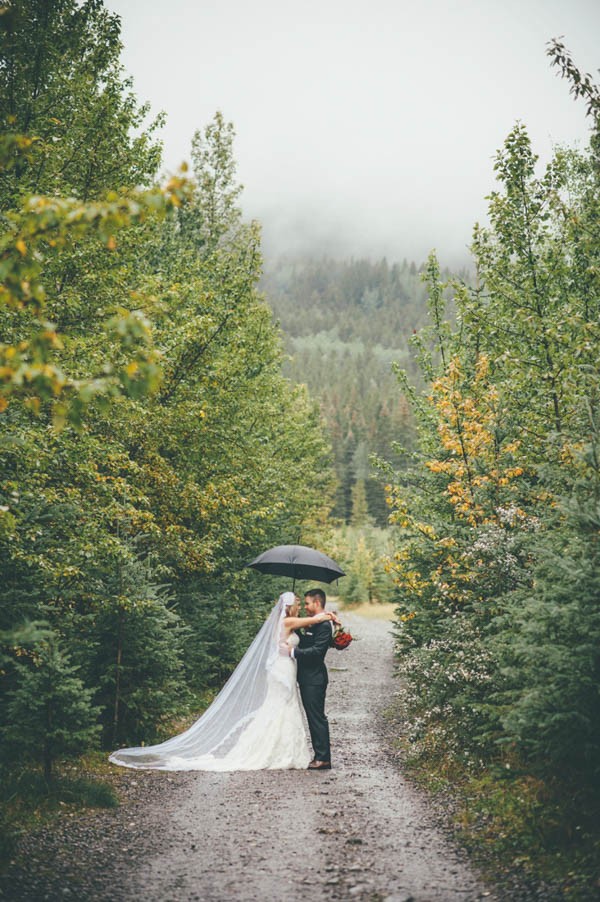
[395,610,505,760]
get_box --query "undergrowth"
[387,709,600,900]
[0,755,118,866]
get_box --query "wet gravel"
[0,612,498,902]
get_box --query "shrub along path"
[0,611,495,901]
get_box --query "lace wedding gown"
[109,595,311,772]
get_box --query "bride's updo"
[286,596,300,617]
[279,591,300,617]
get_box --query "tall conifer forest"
[1,1,599,892]
[262,255,447,524]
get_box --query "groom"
[290,588,334,771]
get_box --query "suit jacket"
[294,620,333,685]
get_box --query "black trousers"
[299,679,331,762]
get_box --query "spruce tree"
[81,550,189,748]
[350,479,371,527]
[496,454,600,782]
[3,638,100,781]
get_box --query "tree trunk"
[44,698,52,782]
[112,605,124,747]
[43,743,52,782]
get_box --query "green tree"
[180,111,243,253]
[85,559,189,747]
[384,40,600,797]
[1,1,334,789]
[350,478,370,527]
[497,491,600,779]
[0,0,181,421]
[0,0,162,206]
[3,637,100,780]
[330,524,398,605]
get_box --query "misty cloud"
[109,0,599,266]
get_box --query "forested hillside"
[262,257,462,523]
[0,0,331,825]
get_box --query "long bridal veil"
[109,592,294,770]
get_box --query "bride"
[109,591,338,771]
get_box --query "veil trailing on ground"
[109,592,294,770]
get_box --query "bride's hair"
[285,594,300,616]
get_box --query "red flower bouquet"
[331,625,353,650]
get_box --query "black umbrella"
[247,544,345,588]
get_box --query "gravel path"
[0,611,496,902]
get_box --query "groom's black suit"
[294,620,333,763]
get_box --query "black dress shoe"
[308,760,331,770]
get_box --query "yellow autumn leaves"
[426,354,524,527]
[0,166,190,422]
[385,353,528,608]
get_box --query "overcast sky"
[108,0,599,266]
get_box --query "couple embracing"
[110,588,339,772]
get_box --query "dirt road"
[1,611,495,902]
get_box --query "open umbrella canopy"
[247,544,345,584]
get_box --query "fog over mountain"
[109,0,599,266]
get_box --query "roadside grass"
[453,770,600,898]
[0,753,118,866]
[0,691,215,869]
[332,597,396,621]
[388,727,600,900]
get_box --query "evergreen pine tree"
[497,492,600,782]
[82,551,189,748]
[350,479,371,527]
[3,637,100,780]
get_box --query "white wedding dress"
[109,593,311,771]
[174,633,311,771]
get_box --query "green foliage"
[80,552,190,747]
[390,736,600,900]
[495,486,600,778]
[330,524,398,605]
[183,111,243,252]
[0,0,334,816]
[0,0,163,205]
[350,478,371,527]
[0,0,187,422]
[0,177,186,420]
[2,637,101,779]
[261,256,451,523]
[383,41,600,893]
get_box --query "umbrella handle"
[293,532,301,592]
